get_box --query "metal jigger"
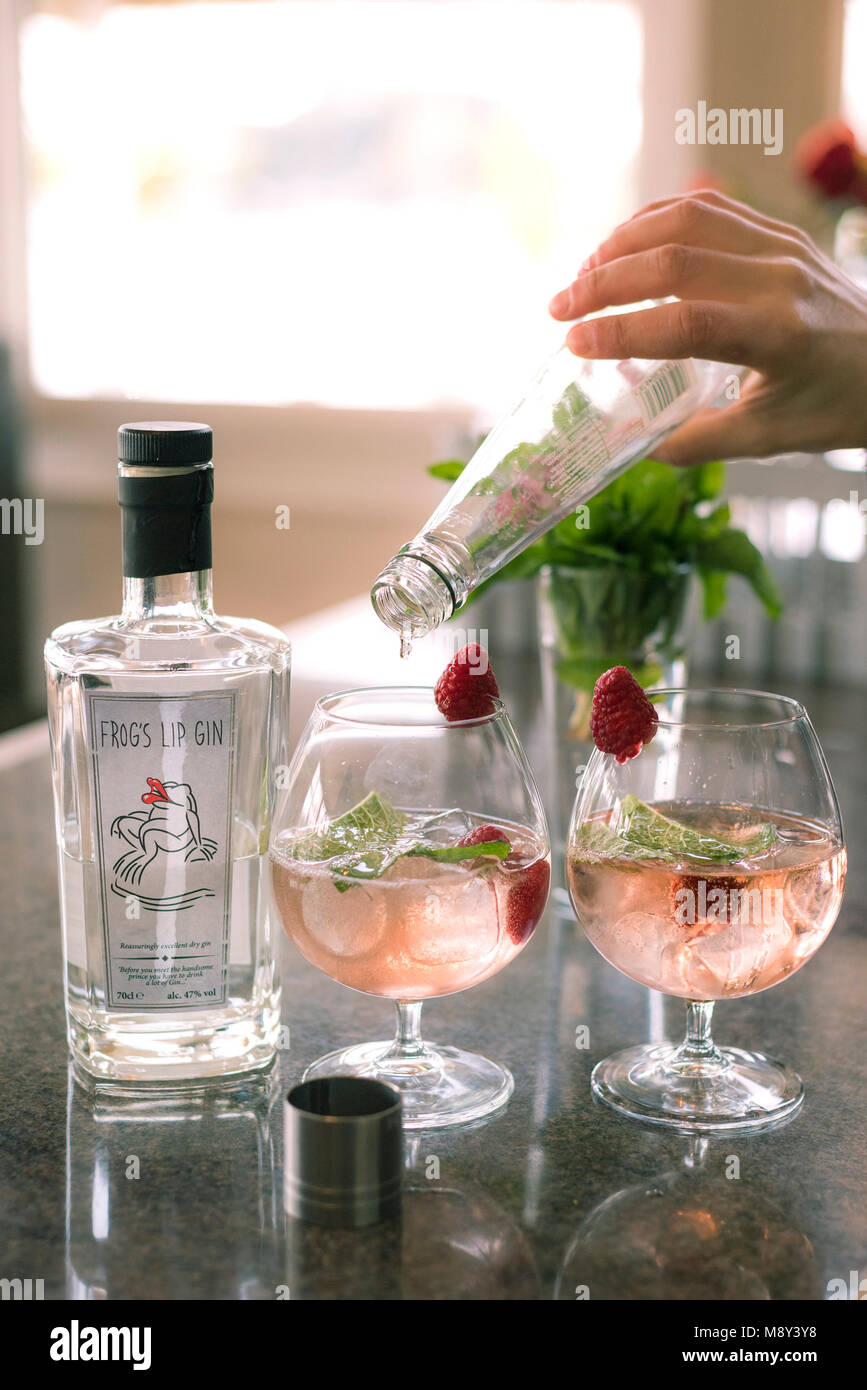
[284,1076,403,1229]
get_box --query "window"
[20,0,642,411]
[843,0,867,144]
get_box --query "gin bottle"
[45,423,291,1082]
[372,333,736,642]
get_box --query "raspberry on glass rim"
[590,665,658,764]
[434,643,500,722]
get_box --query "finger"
[652,403,769,466]
[580,198,792,275]
[564,300,786,370]
[550,247,778,320]
[620,188,745,223]
[623,188,781,231]
[618,189,815,256]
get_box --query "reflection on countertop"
[0,599,865,1300]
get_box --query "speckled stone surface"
[0,660,864,1301]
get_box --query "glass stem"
[670,1001,727,1073]
[384,1001,430,1063]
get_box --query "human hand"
[549,191,867,464]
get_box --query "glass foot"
[303,1041,514,1130]
[591,1042,804,1132]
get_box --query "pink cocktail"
[273,816,549,1000]
[568,805,844,1000]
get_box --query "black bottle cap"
[118,422,214,578]
[118,421,212,467]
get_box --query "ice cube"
[683,915,793,996]
[601,911,677,991]
[399,863,500,966]
[411,808,476,848]
[783,862,834,934]
[300,873,387,958]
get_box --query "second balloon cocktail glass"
[567,688,846,1130]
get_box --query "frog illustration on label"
[110,776,218,910]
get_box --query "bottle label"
[84,690,236,1011]
[632,359,698,427]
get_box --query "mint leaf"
[698,566,728,619]
[679,459,725,502]
[556,655,662,692]
[574,800,777,866]
[427,460,467,482]
[616,795,777,863]
[408,839,509,865]
[692,528,782,618]
[574,820,655,861]
[287,791,408,885]
[287,792,509,891]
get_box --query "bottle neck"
[371,543,471,643]
[118,460,214,622]
[122,569,214,623]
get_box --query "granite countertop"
[1,599,865,1300]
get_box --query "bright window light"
[20,1,642,410]
[819,498,867,563]
[768,498,819,559]
[843,0,867,144]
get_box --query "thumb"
[653,404,764,467]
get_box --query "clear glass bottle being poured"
[371,306,738,649]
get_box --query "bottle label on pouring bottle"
[632,359,698,427]
[83,690,236,1011]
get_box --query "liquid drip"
[399,630,412,660]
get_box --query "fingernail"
[566,323,592,354]
[579,252,597,272]
[548,290,570,316]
